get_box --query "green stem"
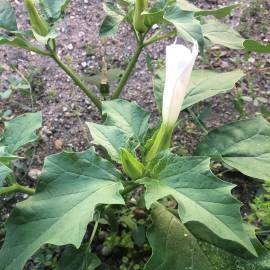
[88,212,100,251]
[188,108,208,135]
[51,52,102,111]
[120,182,139,196]
[0,183,35,196]
[143,30,177,47]
[28,45,51,56]
[111,43,144,99]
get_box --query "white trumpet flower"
[146,41,198,161]
[162,41,198,126]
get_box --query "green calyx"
[24,0,49,36]
[120,149,144,180]
[133,0,148,33]
[146,123,174,161]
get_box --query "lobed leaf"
[100,2,125,38]
[0,112,42,154]
[0,0,17,31]
[0,148,124,270]
[164,4,204,52]
[139,153,257,257]
[102,99,150,143]
[244,40,270,53]
[56,245,101,270]
[195,116,270,182]
[144,203,214,270]
[202,20,245,50]
[86,122,131,162]
[153,68,244,112]
[39,0,71,21]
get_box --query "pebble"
[67,44,74,50]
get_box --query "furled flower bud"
[162,41,198,127]
[120,149,144,180]
[24,0,49,36]
[133,0,148,33]
[146,41,198,161]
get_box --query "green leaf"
[177,0,240,19]
[139,153,257,257]
[0,0,17,31]
[0,148,124,270]
[195,4,240,19]
[182,69,244,110]
[0,34,31,50]
[86,122,130,162]
[244,40,270,53]
[202,20,244,49]
[175,0,200,12]
[195,116,270,182]
[102,99,150,143]
[0,112,42,154]
[39,0,70,20]
[153,68,244,112]
[56,245,101,270]
[100,2,125,38]
[0,146,20,163]
[0,162,11,186]
[144,203,214,270]
[84,68,124,87]
[164,4,204,52]
[201,241,270,270]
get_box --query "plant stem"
[50,52,102,111]
[187,108,208,135]
[143,30,177,47]
[111,43,144,99]
[0,183,35,196]
[28,45,51,56]
[88,212,100,251]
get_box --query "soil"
[0,0,269,268]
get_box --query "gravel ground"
[0,0,269,161]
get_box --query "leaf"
[182,69,244,110]
[0,148,124,270]
[0,146,20,163]
[195,4,240,19]
[39,0,70,20]
[56,245,101,270]
[244,40,270,53]
[0,112,42,154]
[0,162,11,186]
[0,34,31,50]
[100,2,125,38]
[201,241,270,270]
[164,4,204,52]
[175,0,200,12]
[195,116,270,182]
[84,68,124,87]
[153,68,244,112]
[202,20,245,50]
[0,0,17,31]
[144,203,214,270]
[86,122,130,162]
[102,99,150,143]
[139,153,257,257]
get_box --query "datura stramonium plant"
[146,41,199,161]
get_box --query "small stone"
[54,139,64,150]
[67,43,73,50]
[28,168,41,180]
[81,62,87,68]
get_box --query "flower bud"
[24,0,49,36]
[146,41,198,160]
[120,149,144,180]
[133,0,148,33]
